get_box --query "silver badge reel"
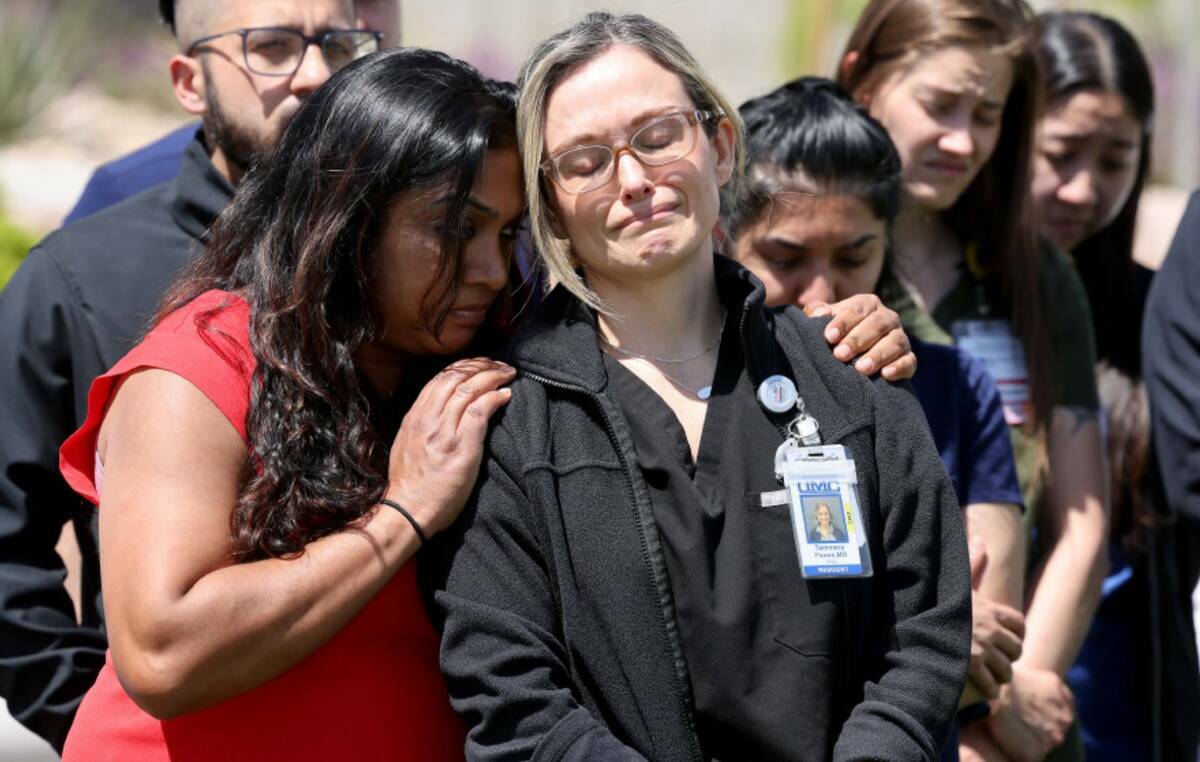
[758,375,873,579]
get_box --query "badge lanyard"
[952,319,1030,426]
[758,376,873,579]
[957,243,1030,426]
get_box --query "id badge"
[952,319,1030,426]
[777,444,873,579]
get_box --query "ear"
[839,51,859,84]
[170,54,207,116]
[839,52,874,107]
[711,116,737,188]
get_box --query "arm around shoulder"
[98,367,424,718]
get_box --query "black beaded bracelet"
[381,499,427,545]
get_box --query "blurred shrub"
[0,213,37,288]
[0,1,102,143]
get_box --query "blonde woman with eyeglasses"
[427,13,972,761]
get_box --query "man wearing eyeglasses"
[64,0,400,223]
[0,0,381,752]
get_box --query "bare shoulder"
[98,367,245,470]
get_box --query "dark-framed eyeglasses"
[540,109,722,195]
[186,27,382,77]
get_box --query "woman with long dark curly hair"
[56,47,524,760]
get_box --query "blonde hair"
[516,12,745,311]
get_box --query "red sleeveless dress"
[58,290,465,761]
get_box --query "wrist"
[382,483,442,540]
[380,498,427,545]
[960,680,987,707]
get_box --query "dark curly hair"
[157,47,519,561]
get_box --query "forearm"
[1020,410,1108,674]
[110,505,420,717]
[0,483,107,742]
[965,502,1025,609]
[964,502,1025,702]
[0,560,107,749]
[1020,508,1106,673]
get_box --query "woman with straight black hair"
[1033,11,1154,378]
[729,76,1027,762]
[56,47,526,760]
[1032,13,1197,762]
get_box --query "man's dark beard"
[200,63,276,176]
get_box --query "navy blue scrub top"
[910,338,1023,511]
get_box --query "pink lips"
[925,159,969,175]
[447,303,492,326]
[616,202,678,230]
[1045,216,1089,242]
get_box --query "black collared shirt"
[603,299,848,761]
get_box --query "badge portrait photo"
[800,496,849,544]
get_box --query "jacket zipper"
[521,369,704,762]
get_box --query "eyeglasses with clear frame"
[541,109,721,195]
[186,27,382,77]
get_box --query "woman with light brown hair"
[429,11,972,761]
[838,1,1107,760]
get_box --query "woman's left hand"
[804,294,915,380]
[986,665,1074,761]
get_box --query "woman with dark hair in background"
[1034,11,1153,378]
[431,12,969,761]
[728,75,1026,762]
[1033,12,1197,761]
[56,48,524,759]
[838,1,1108,760]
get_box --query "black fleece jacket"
[427,257,971,761]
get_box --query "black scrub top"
[603,318,849,762]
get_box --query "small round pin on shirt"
[757,375,797,414]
